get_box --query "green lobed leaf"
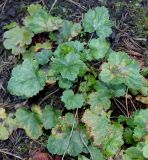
[35,49,52,65]
[51,53,88,81]
[7,59,47,98]
[61,90,85,110]
[16,107,42,139]
[83,6,112,38]
[89,38,110,60]
[123,128,134,144]
[133,109,148,140]
[3,26,34,55]
[100,51,143,90]
[47,113,88,156]
[42,105,61,129]
[79,74,96,93]
[24,4,63,33]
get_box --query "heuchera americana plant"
[1,4,148,159]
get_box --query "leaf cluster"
[2,4,148,159]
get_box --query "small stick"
[0,149,24,160]
[114,98,127,111]
[125,88,129,117]
[62,108,78,160]
[1,0,9,14]
[130,99,137,111]
[79,132,93,160]
[38,88,60,105]
[49,0,58,13]
[66,0,87,11]
[114,99,127,116]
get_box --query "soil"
[0,0,148,159]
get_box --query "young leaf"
[82,109,123,157]
[3,22,17,30]
[51,53,87,81]
[35,49,52,65]
[42,106,61,129]
[24,4,62,33]
[58,20,81,42]
[54,41,84,58]
[89,38,110,60]
[79,74,96,93]
[16,107,42,139]
[61,90,84,110]
[100,51,143,90]
[46,69,58,84]
[3,26,33,55]
[7,59,46,98]
[83,7,112,38]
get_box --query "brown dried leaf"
[31,149,53,160]
[136,95,148,104]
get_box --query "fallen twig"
[49,0,58,13]
[66,0,87,11]
[62,108,78,160]
[0,149,24,160]
[38,88,60,105]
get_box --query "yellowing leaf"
[82,109,123,157]
[16,107,42,139]
[3,26,34,55]
[0,108,7,119]
[136,95,148,104]
[24,4,62,33]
